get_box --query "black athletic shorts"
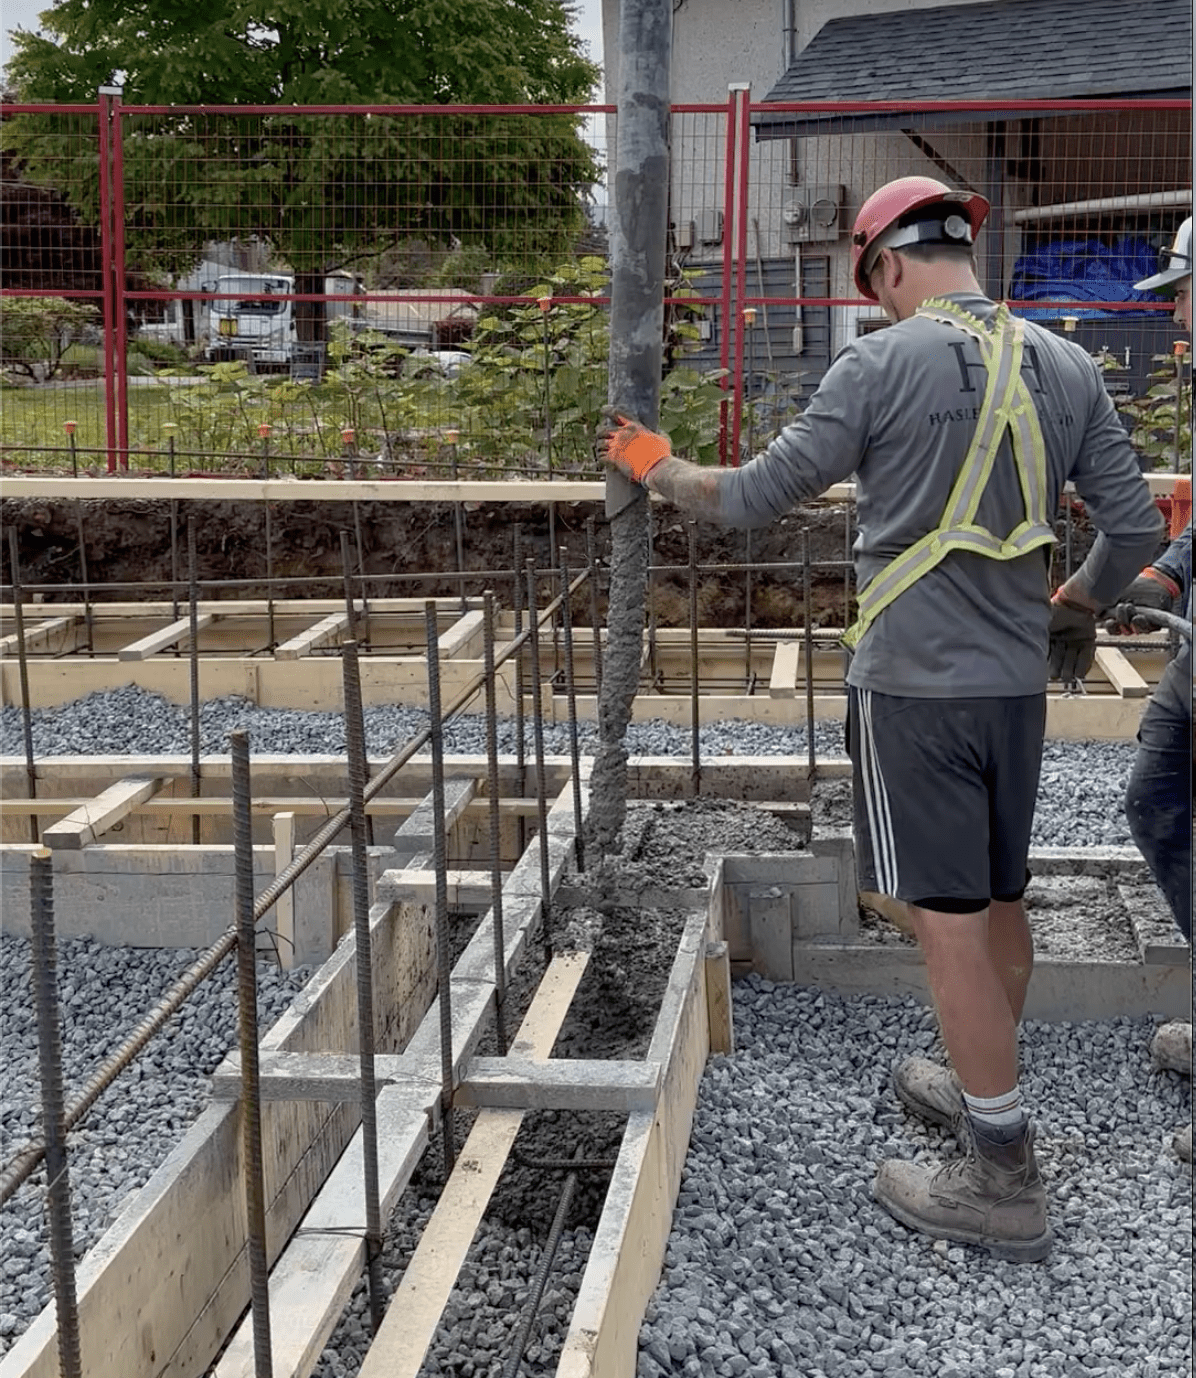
[846,687,1046,914]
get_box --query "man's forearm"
[644,455,728,521]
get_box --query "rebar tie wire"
[0,569,590,1208]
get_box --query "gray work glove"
[1102,569,1179,634]
[1048,594,1097,682]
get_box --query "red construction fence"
[0,92,1190,476]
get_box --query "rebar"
[450,442,468,613]
[803,530,816,781]
[512,523,527,853]
[424,602,457,1179]
[525,560,554,963]
[29,849,83,1378]
[1,578,580,1206]
[170,493,180,624]
[230,730,273,1378]
[499,1165,579,1378]
[481,591,508,1055]
[647,503,659,682]
[558,548,586,870]
[74,501,93,655]
[843,502,852,681]
[688,522,701,796]
[340,530,358,640]
[264,505,276,654]
[7,527,38,843]
[341,641,386,1331]
[585,516,603,698]
[188,517,202,845]
[353,504,370,643]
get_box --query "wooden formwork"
[0,597,1174,740]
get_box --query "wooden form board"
[41,775,163,849]
[213,776,582,1378]
[7,473,1184,502]
[557,907,714,1378]
[0,615,77,657]
[355,953,589,1378]
[767,641,802,699]
[116,612,214,660]
[1094,644,1150,698]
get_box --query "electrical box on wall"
[673,220,696,249]
[699,210,724,245]
[783,185,847,243]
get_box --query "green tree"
[5,1,600,336]
[0,295,99,381]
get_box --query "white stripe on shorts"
[859,689,899,896]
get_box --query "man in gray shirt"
[605,175,1163,1262]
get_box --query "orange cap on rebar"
[1169,476,1191,539]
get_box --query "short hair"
[868,240,977,291]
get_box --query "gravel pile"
[640,978,1192,1378]
[0,687,1139,846]
[0,936,310,1353]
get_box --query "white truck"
[204,272,296,367]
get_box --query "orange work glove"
[602,414,672,486]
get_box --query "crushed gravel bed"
[639,978,1192,1378]
[1,687,1141,847]
[0,937,311,1354]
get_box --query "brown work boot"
[893,1056,965,1136]
[1151,1021,1192,1075]
[873,1120,1053,1263]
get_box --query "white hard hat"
[1135,216,1193,292]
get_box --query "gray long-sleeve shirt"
[716,291,1164,698]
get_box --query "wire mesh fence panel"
[0,96,1189,485]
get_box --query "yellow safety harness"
[842,297,1056,650]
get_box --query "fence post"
[718,86,742,467]
[97,88,118,473]
[110,88,129,468]
[728,83,751,468]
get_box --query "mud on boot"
[873,1119,1053,1263]
[893,1056,966,1136]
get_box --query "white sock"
[963,1086,1027,1140]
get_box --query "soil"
[0,494,1102,630]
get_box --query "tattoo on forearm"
[647,457,726,521]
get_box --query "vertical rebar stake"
[188,517,201,845]
[525,561,554,963]
[558,548,585,870]
[647,502,659,683]
[340,640,386,1331]
[29,849,83,1378]
[451,442,468,613]
[688,522,701,797]
[423,602,457,1178]
[512,524,527,853]
[340,530,357,640]
[585,516,603,699]
[75,501,94,655]
[170,489,180,625]
[229,730,273,1378]
[7,528,38,842]
[353,504,370,645]
[803,529,816,781]
[481,591,508,1054]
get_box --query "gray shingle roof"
[761,0,1192,104]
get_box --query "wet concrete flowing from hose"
[586,494,650,863]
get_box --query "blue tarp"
[1009,236,1171,320]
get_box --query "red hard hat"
[851,176,990,300]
